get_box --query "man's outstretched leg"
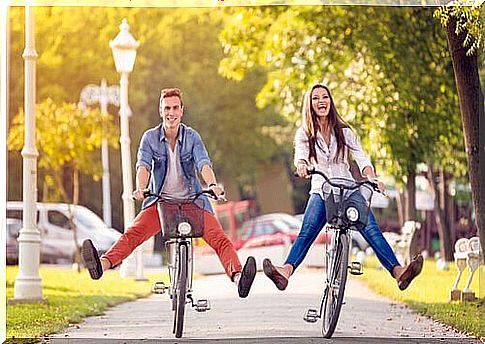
[202,210,256,298]
[81,205,160,280]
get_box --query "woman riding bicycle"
[263,83,423,291]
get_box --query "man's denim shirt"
[136,122,214,213]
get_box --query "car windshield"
[74,207,108,230]
[240,222,254,240]
[7,222,21,237]
[278,216,301,229]
[271,219,291,232]
[252,222,276,237]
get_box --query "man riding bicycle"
[82,87,257,298]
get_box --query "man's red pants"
[102,204,242,279]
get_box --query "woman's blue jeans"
[285,193,400,275]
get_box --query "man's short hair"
[159,88,183,107]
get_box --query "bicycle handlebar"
[141,189,227,203]
[295,167,384,194]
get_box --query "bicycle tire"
[174,244,187,338]
[321,232,349,338]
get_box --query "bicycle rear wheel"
[321,232,349,338]
[174,244,187,338]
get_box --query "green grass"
[356,256,484,338]
[6,265,168,339]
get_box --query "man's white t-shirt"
[160,141,190,200]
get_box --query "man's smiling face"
[160,96,183,130]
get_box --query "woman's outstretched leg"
[263,193,327,290]
[359,211,423,290]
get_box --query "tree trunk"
[405,169,417,221]
[395,187,405,228]
[440,169,455,245]
[446,18,485,261]
[428,165,454,261]
[53,167,82,271]
[70,167,82,272]
[42,179,48,202]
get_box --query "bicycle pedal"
[152,281,168,294]
[303,308,318,323]
[194,299,211,312]
[349,261,363,275]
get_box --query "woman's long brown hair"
[301,84,353,163]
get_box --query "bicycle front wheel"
[321,232,349,338]
[174,244,188,338]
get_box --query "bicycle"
[299,168,382,338]
[145,189,223,338]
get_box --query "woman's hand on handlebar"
[367,176,386,193]
[296,161,310,178]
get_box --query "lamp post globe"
[109,18,139,74]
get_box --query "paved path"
[50,269,477,343]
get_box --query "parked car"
[234,213,330,250]
[6,218,22,265]
[6,202,121,264]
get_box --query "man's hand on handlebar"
[208,184,226,201]
[132,188,148,201]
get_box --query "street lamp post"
[109,18,145,280]
[79,79,120,228]
[11,5,45,303]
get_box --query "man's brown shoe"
[238,256,256,298]
[81,239,103,280]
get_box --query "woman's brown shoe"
[263,258,288,291]
[398,254,424,291]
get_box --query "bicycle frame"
[165,238,194,301]
[319,224,350,314]
[147,189,217,338]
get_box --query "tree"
[7,99,118,268]
[217,6,468,260]
[8,7,285,229]
[435,3,484,260]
